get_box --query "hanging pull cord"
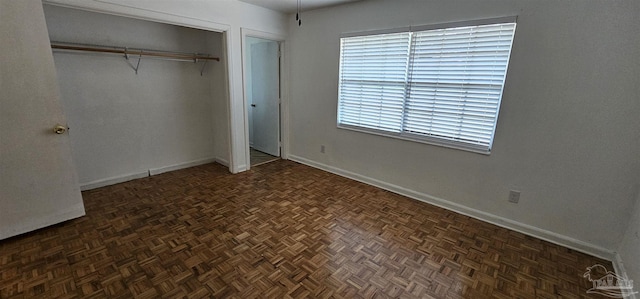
[296,0,302,26]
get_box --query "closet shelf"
[51,42,220,61]
[50,42,219,75]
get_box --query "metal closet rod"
[50,42,220,62]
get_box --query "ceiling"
[237,0,361,13]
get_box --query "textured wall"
[287,0,640,253]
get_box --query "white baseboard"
[612,253,638,299]
[81,157,219,191]
[234,164,248,174]
[149,157,216,176]
[0,204,85,240]
[215,157,230,167]
[80,171,149,191]
[612,252,627,280]
[288,154,615,261]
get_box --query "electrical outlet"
[508,190,520,203]
[320,145,325,153]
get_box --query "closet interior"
[43,5,230,189]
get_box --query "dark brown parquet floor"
[0,160,614,298]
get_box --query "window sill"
[337,124,492,155]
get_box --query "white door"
[0,0,85,239]
[250,40,280,157]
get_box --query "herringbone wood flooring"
[0,160,613,298]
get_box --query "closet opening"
[44,4,231,190]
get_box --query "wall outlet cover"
[508,190,521,203]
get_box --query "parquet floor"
[0,160,614,298]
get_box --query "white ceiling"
[237,0,361,13]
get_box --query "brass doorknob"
[53,124,67,134]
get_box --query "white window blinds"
[337,19,517,153]
[338,32,410,133]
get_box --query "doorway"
[44,4,230,186]
[245,37,281,167]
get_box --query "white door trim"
[44,0,230,32]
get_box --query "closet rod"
[50,43,220,61]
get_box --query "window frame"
[337,16,517,155]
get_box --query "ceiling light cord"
[296,0,302,26]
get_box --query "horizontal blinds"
[337,21,516,152]
[404,23,516,148]
[338,32,410,132]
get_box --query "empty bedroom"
[1,0,638,298]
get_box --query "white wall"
[287,0,640,256]
[618,190,640,288]
[44,5,225,187]
[44,0,289,173]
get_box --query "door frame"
[241,28,288,170]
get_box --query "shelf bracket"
[124,47,142,74]
[200,59,209,76]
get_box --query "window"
[337,17,517,153]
